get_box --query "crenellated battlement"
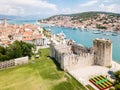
[71,43,94,55]
[50,38,112,70]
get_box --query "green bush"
[0,41,35,61]
[109,87,115,90]
[113,71,120,90]
[115,84,120,90]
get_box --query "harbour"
[45,26,120,62]
[7,19,120,62]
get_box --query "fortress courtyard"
[69,61,120,89]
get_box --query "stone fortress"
[50,38,112,71]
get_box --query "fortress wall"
[71,44,93,55]
[63,53,94,70]
[50,44,94,70]
[50,38,112,70]
[50,44,70,67]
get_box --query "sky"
[0,0,120,18]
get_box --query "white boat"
[93,31,102,34]
[103,32,111,36]
[57,31,66,39]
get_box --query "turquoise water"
[7,19,37,24]
[45,27,120,62]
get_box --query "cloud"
[103,0,113,2]
[0,0,119,17]
[61,8,78,14]
[99,3,120,13]
[0,0,57,16]
[80,0,98,7]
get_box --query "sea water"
[7,19,37,24]
[45,27,120,62]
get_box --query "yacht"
[57,31,66,39]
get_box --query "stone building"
[50,38,112,70]
[93,38,112,66]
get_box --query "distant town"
[39,12,120,32]
[0,18,48,46]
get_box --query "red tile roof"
[36,34,42,39]
[22,38,33,41]
[1,41,11,45]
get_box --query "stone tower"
[93,38,112,66]
[3,17,7,27]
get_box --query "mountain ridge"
[42,11,120,21]
[39,11,120,31]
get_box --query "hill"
[69,11,120,20]
[39,11,120,31]
[41,11,120,21]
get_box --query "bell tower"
[3,17,7,27]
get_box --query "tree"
[8,35,13,40]
[115,84,120,90]
[0,41,35,61]
[0,46,6,55]
[96,24,107,29]
[20,41,35,57]
[0,54,9,61]
[114,71,120,84]
[6,41,23,59]
[114,70,120,90]
[0,46,9,61]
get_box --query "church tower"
[3,17,7,27]
[93,38,112,66]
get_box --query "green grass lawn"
[0,48,86,90]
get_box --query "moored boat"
[93,30,102,34]
[103,32,111,36]
[112,33,118,36]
